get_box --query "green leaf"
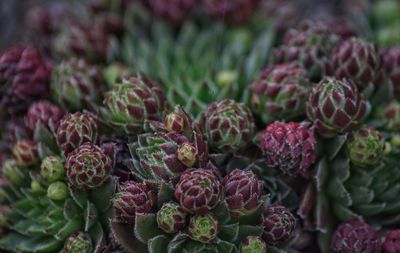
[88,177,116,212]
[54,218,82,241]
[89,222,106,253]
[84,201,98,231]
[148,235,169,253]
[215,239,238,253]
[325,135,347,160]
[0,233,63,253]
[63,198,81,220]
[219,223,239,242]
[69,187,88,209]
[214,202,231,225]
[333,203,359,222]
[157,182,175,208]
[110,220,147,253]
[168,233,190,253]
[134,213,163,244]
[236,225,263,243]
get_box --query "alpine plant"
[273,21,338,81]
[381,46,400,99]
[65,142,112,190]
[102,76,167,135]
[250,62,311,123]
[51,58,104,111]
[111,164,296,252]
[126,106,207,185]
[331,220,381,253]
[2,2,399,253]
[306,77,367,137]
[200,99,255,153]
[0,46,52,115]
[383,230,400,253]
[327,37,381,90]
[260,121,317,177]
[56,112,99,156]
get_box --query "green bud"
[177,143,197,167]
[47,181,68,200]
[391,134,400,147]
[64,231,93,253]
[40,156,65,182]
[217,70,237,87]
[240,236,267,253]
[384,142,393,155]
[31,180,45,193]
[104,64,131,90]
[2,159,24,185]
[188,213,219,244]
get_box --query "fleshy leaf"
[134,213,163,244]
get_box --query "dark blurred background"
[0,0,369,51]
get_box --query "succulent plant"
[327,37,381,90]
[203,0,260,24]
[2,159,26,185]
[126,106,207,185]
[54,17,120,63]
[240,236,267,253]
[260,121,317,177]
[346,125,385,167]
[0,46,52,115]
[306,77,367,137]
[261,205,296,244]
[331,220,381,253]
[327,18,357,42]
[273,21,338,81]
[51,58,104,111]
[156,202,187,233]
[56,112,98,156]
[175,168,222,215]
[143,0,196,26]
[188,213,220,244]
[25,101,65,135]
[250,62,311,123]
[113,180,157,224]
[201,99,255,154]
[0,161,116,252]
[383,230,400,253]
[380,46,400,99]
[40,155,65,182]
[47,181,69,200]
[65,142,112,190]
[111,162,291,253]
[102,76,167,135]
[223,169,265,218]
[382,101,400,131]
[119,18,272,119]
[64,231,93,253]
[12,139,39,167]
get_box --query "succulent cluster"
[0,1,399,253]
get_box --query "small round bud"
[64,231,93,253]
[217,70,237,87]
[156,202,187,233]
[177,143,197,167]
[164,113,184,133]
[12,140,38,167]
[240,236,267,253]
[40,156,65,182]
[31,180,45,193]
[188,213,219,244]
[47,181,68,200]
